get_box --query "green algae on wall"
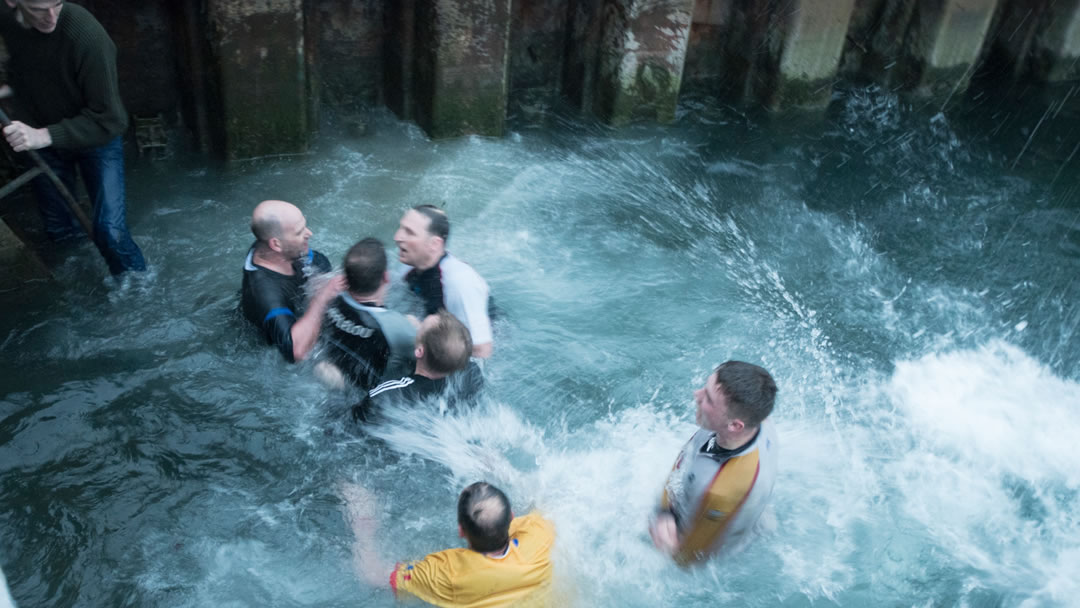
[208,0,310,160]
[595,0,694,126]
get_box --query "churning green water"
[2,85,1079,607]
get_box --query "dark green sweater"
[0,3,127,149]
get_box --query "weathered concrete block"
[563,0,606,113]
[681,0,734,95]
[413,0,512,138]
[684,0,852,110]
[1033,0,1080,81]
[692,0,730,24]
[595,0,695,125]
[207,0,309,160]
[839,0,917,81]
[908,0,1000,98]
[385,0,419,121]
[310,0,386,113]
[773,0,857,109]
[509,0,570,110]
[94,0,180,118]
[168,1,214,154]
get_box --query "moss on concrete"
[408,0,511,139]
[429,81,507,138]
[606,58,682,125]
[210,5,310,160]
[773,75,834,110]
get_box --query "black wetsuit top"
[352,361,484,421]
[240,246,331,362]
[403,254,497,319]
[324,294,417,391]
[404,262,445,316]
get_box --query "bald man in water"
[343,481,555,607]
[240,200,344,363]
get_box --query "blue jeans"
[31,137,147,275]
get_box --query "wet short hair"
[343,237,386,294]
[419,311,472,374]
[413,204,449,242]
[457,482,512,553]
[713,361,777,428]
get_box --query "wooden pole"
[0,107,94,237]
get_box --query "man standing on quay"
[0,0,146,275]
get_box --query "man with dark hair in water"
[416,308,473,375]
[353,310,482,420]
[240,200,343,363]
[395,204,493,358]
[343,481,555,607]
[650,360,779,565]
[317,237,416,391]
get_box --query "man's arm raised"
[342,482,395,588]
[290,274,345,362]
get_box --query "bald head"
[251,200,312,260]
[251,200,300,243]
[457,482,512,552]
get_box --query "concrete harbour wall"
[1,0,1079,156]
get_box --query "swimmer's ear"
[427,234,445,254]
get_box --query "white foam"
[371,396,864,604]
[0,567,15,608]
[887,341,1080,602]
[889,340,1080,484]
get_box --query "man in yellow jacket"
[650,360,779,565]
[344,481,554,608]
